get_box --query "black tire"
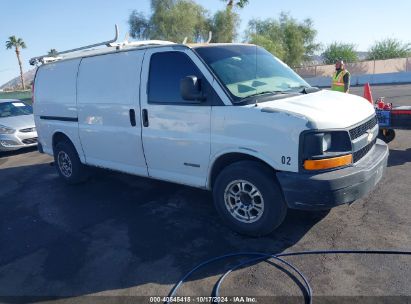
[213,161,287,237]
[53,140,88,184]
[378,129,396,143]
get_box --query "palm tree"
[5,36,27,90]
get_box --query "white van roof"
[29,24,253,66]
[29,25,177,66]
[31,41,176,66]
[58,40,175,61]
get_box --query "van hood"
[258,90,375,129]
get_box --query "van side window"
[148,52,203,104]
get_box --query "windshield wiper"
[301,86,321,94]
[240,90,285,100]
[287,85,320,94]
[233,90,293,105]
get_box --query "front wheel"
[213,161,287,237]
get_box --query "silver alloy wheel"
[223,179,265,223]
[57,151,73,178]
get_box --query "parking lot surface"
[0,84,410,302]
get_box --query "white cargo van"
[32,38,388,236]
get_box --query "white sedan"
[0,99,37,151]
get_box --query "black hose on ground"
[166,249,411,304]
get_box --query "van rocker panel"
[276,139,389,210]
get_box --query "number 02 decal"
[281,156,291,165]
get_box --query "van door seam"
[75,58,87,163]
[139,49,150,176]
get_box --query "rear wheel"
[53,140,88,184]
[213,161,287,236]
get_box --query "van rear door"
[77,51,147,176]
[34,59,83,156]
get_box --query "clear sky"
[1,0,410,85]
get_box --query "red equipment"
[363,83,374,104]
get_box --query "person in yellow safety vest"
[331,60,351,93]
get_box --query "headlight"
[322,133,332,152]
[0,125,15,134]
[301,131,352,171]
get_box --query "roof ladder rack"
[29,24,119,66]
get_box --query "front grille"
[353,138,376,163]
[20,127,36,133]
[349,116,377,140]
[22,137,38,144]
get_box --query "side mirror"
[180,75,206,102]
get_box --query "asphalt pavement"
[0,84,410,303]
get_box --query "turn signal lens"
[304,154,352,171]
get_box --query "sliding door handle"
[142,109,149,127]
[129,109,136,126]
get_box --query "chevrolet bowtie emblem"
[367,130,373,143]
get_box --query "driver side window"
[148,51,203,104]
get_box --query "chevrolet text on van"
[31,30,388,236]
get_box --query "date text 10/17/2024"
[149,297,257,303]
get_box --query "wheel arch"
[52,131,85,163]
[207,151,278,190]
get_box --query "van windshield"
[0,101,33,118]
[194,45,310,103]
